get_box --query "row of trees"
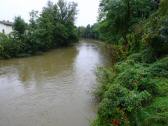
[78,24,100,39]
[0,0,78,58]
[78,0,159,43]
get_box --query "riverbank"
[91,0,168,125]
[0,31,78,59]
[93,53,168,126]
[0,0,78,59]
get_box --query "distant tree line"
[78,0,160,43]
[77,24,100,40]
[0,0,78,58]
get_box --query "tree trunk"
[122,34,128,50]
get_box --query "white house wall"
[0,23,13,34]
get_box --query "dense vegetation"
[92,0,168,126]
[78,24,100,39]
[0,0,167,125]
[0,0,78,58]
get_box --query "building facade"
[0,21,13,34]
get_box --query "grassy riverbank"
[92,0,168,126]
[93,55,168,126]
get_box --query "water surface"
[0,40,110,126]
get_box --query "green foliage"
[37,0,78,47]
[0,0,78,58]
[93,1,168,126]
[93,55,168,126]
[142,0,168,57]
[143,16,168,57]
[13,16,27,35]
[0,33,23,58]
[138,97,168,126]
[159,0,168,15]
[95,67,116,101]
[148,57,168,77]
[127,48,157,63]
[105,44,126,64]
[98,0,157,44]
[78,24,100,39]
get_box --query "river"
[0,40,110,126]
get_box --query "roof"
[0,20,13,26]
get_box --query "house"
[0,20,13,34]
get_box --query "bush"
[143,14,168,58]
[127,48,157,63]
[93,55,168,126]
[137,97,168,126]
[148,57,168,77]
[0,33,22,58]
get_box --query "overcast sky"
[0,0,99,26]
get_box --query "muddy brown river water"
[0,40,110,126]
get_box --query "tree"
[29,10,38,29]
[98,0,157,46]
[13,16,27,35]
[38,0,78,47]
[78,24,100,39]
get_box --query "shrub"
[93,55,168,126]
[137,97,168,126]
[143,14,168,58]
[148,57,168,77]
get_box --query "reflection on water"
[0,40,110,126]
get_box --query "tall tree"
[98,0,157,46]
[13,16,27,35]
